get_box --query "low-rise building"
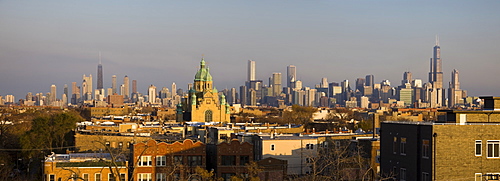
[43,153,128,181]
[132,139,206,181]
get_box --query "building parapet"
[383,121,500,126]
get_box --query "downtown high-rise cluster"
[0,38,470,109]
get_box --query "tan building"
[90,107,130,117]
[261,135,318,175]
[43,153,128,181]
[381,97,500,181]
[75,133,151,152]
[178,58,230,123]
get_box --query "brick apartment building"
[380,96,500,181]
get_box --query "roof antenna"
[435,35,439,46]
[99,51,102,64]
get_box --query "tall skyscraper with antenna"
[427,36,444,107]
[429,36,443,89]
[97,52,103,90]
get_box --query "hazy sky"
[1,0,499,99]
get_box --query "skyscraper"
[71,82,80,104]
[132,80,137,94]
[402,71,412,86]
[427,36,444,107]
[50,84,57,104]
[123,75,129,99]
[82,74,92,100]
[287,65,296,88]
[112,75,117,94]
[429,36,443,89]
[148,84,156,103]
[448,69,463,107]
[240,85,247,106]
[172,82,177,98]
[271,73,282,96]
[320,78,328,88]
[248,60,256,81]
[63,84,68,105]
[97,52,103,90]
[365,74,374,87]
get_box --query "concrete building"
[148,84,156,103]
[248,60,256,82]
[287,65,296,88]
[260,135,318,175]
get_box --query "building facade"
[178,58,230,123]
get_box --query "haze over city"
[1,0,499,99]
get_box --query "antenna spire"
[99,51,102,64]
[435,35,439,46]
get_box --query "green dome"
[194,58,213,81]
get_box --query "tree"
[282,105,317,125]
[296,140,374,181]
[20,111,82,156]
[326,108,360,131]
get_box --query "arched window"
[205,110,213,122]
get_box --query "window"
[400,137,407,155]
[205,110,213,122]
[422,139,430,158]
[476,140,482,156]
[120,173,126,181]
[187,155,202,166]
[138,173,152,181]
[173,155,183,164]
[486,173,500,180]
[95,173,101,181]
[108,173,115,181]
[156,173,166,181]
[422,172,429,181]
[306,144,314,149]
[475,173,482,181]
[105,141,110,147]
[49,174,55,181]
[156,156,166,166]
[221,173,235,181]
[240,155,249,165]
[139,156,152,166]
[271,144,275,151]
[487,140,500,158]
[173,173,180,180]
[400,168,407,181]
[305,158,313,163]
[221,155,236,166]
[118,142,123,149]
[393,137,398,154]
[82,173,89,181]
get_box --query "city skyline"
[1,1,499,99]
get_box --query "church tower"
[178,58,231,122]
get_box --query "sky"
[1,0,499,100]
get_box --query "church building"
[177,58,231,122]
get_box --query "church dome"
[194,58,212,81]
